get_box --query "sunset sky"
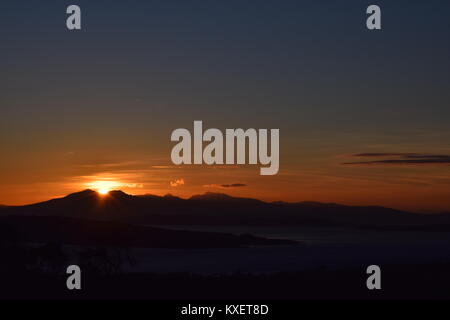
[1,1,450,212]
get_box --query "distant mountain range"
[1,189,450,228]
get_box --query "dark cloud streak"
[221,183,247,188]
[343,153,450,166]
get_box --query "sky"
[1,0,450,212]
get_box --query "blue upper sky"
[2,1,449,132]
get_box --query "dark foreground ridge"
[2,263,450,299]
[0,215,295,248]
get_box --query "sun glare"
[86,180,121,195]
[98,188,109,195]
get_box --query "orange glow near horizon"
[1,155,450,213]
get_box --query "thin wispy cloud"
[152,165,177,169]
[221,183,247,188]
[203,183,247,188]
[343,153,450,166]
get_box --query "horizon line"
[0,188,438,215]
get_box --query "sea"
[123,226,450,274]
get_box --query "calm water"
[123,226,450,274]
[159,225,450,245]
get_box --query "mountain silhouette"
[2,189,449,228]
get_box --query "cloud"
[152,165,178,169]
[351,153,417,158]
[343,153,450,166]
[81,161,146,169]
[170,179,185,187]
[203,183,247,188]
[221,183,247,188]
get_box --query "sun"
[98,188,109,195]
[86,180,120,195]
